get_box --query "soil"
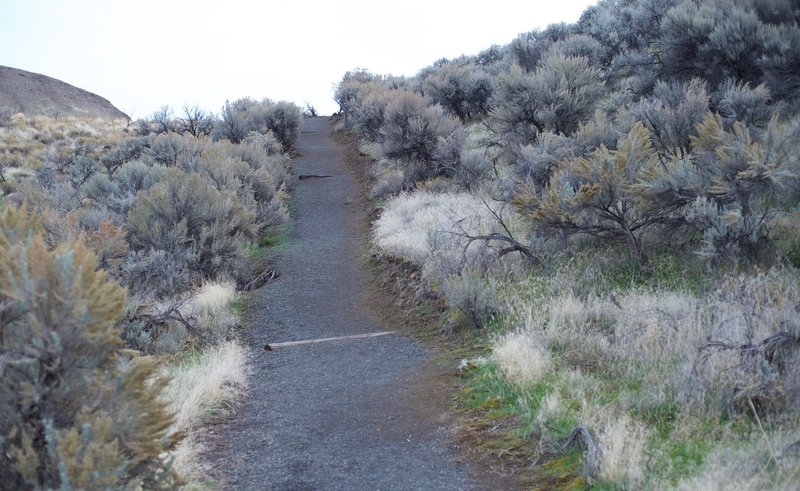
[204,117,488,490]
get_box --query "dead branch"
[699,330,800,367]
[450,195,540,267]
[561,426,600,455]
[242,268,280,292]
[561,426,603,479]
[265,331,396,351]
[130,300,205,344]
[298,174,333,180]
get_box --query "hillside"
[0,65,128,120]
[335,0,800,487]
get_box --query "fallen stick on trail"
[298,174,333,180]
[264,331,397,351]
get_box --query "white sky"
[0,1,597,118]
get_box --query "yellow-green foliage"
[531,122,664,265]
[0,205,181,489]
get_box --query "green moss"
[536,452,588,490]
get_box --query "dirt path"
[206,117,478,490]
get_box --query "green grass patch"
[231,295,247,316]
[250,223,292,260]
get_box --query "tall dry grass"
[489,266,800,488]
[163,341,248,480]
[159,281,249,481]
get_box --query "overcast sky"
[1,1,597,118]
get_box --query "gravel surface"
[206,117,477,490]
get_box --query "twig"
[748,397,778,472]
[242,268,280,291]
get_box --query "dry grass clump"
[162,341,248,479]
[0,114,125,171]
[185,281,240,341]
[673,430,800,490]
[374,190,492,265]
[188,281,238,318]
[374,190,526,274]
[589,414,651,488]
[506,268,800,415]
[374,190,527,327]
[493,331,552,387]
[483,263,800,487]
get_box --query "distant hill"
[0,66,129,121]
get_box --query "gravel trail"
[207,117,477,490]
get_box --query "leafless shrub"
[177,105,214,138]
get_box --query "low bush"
[212,98,301,149]
[0,206,180,489]
[126,168,258,284]
[379,92,465,186]
[420,62,493,122]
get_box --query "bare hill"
[0,66,129,121]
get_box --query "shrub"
[211,100,249,144]
[353,85,395,142]
[257,101,301,150]
[211,99,300,149]
[99,136,148,176]
[126,168,258,282]
[145,133,203,167]
[195,143,287,227]
[124,249,194,302]
[680,112,800,261]
[530,122,669,266]
[715,80,773,129]
[630,78,710,158]
[334,69,378,117]
[379,92,464,186]
[0,206,180,489]
[456,148,493,190]
[761,21,800,104]
[548,34,605,68]
[150,105,175,135]
[490,56,604,147]
[421,62,493,122]
[506,31,554,72]
[512,131,574,194]
[83,161,166,215]
[176,105,214,138]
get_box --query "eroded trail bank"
[206,117,477,490]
